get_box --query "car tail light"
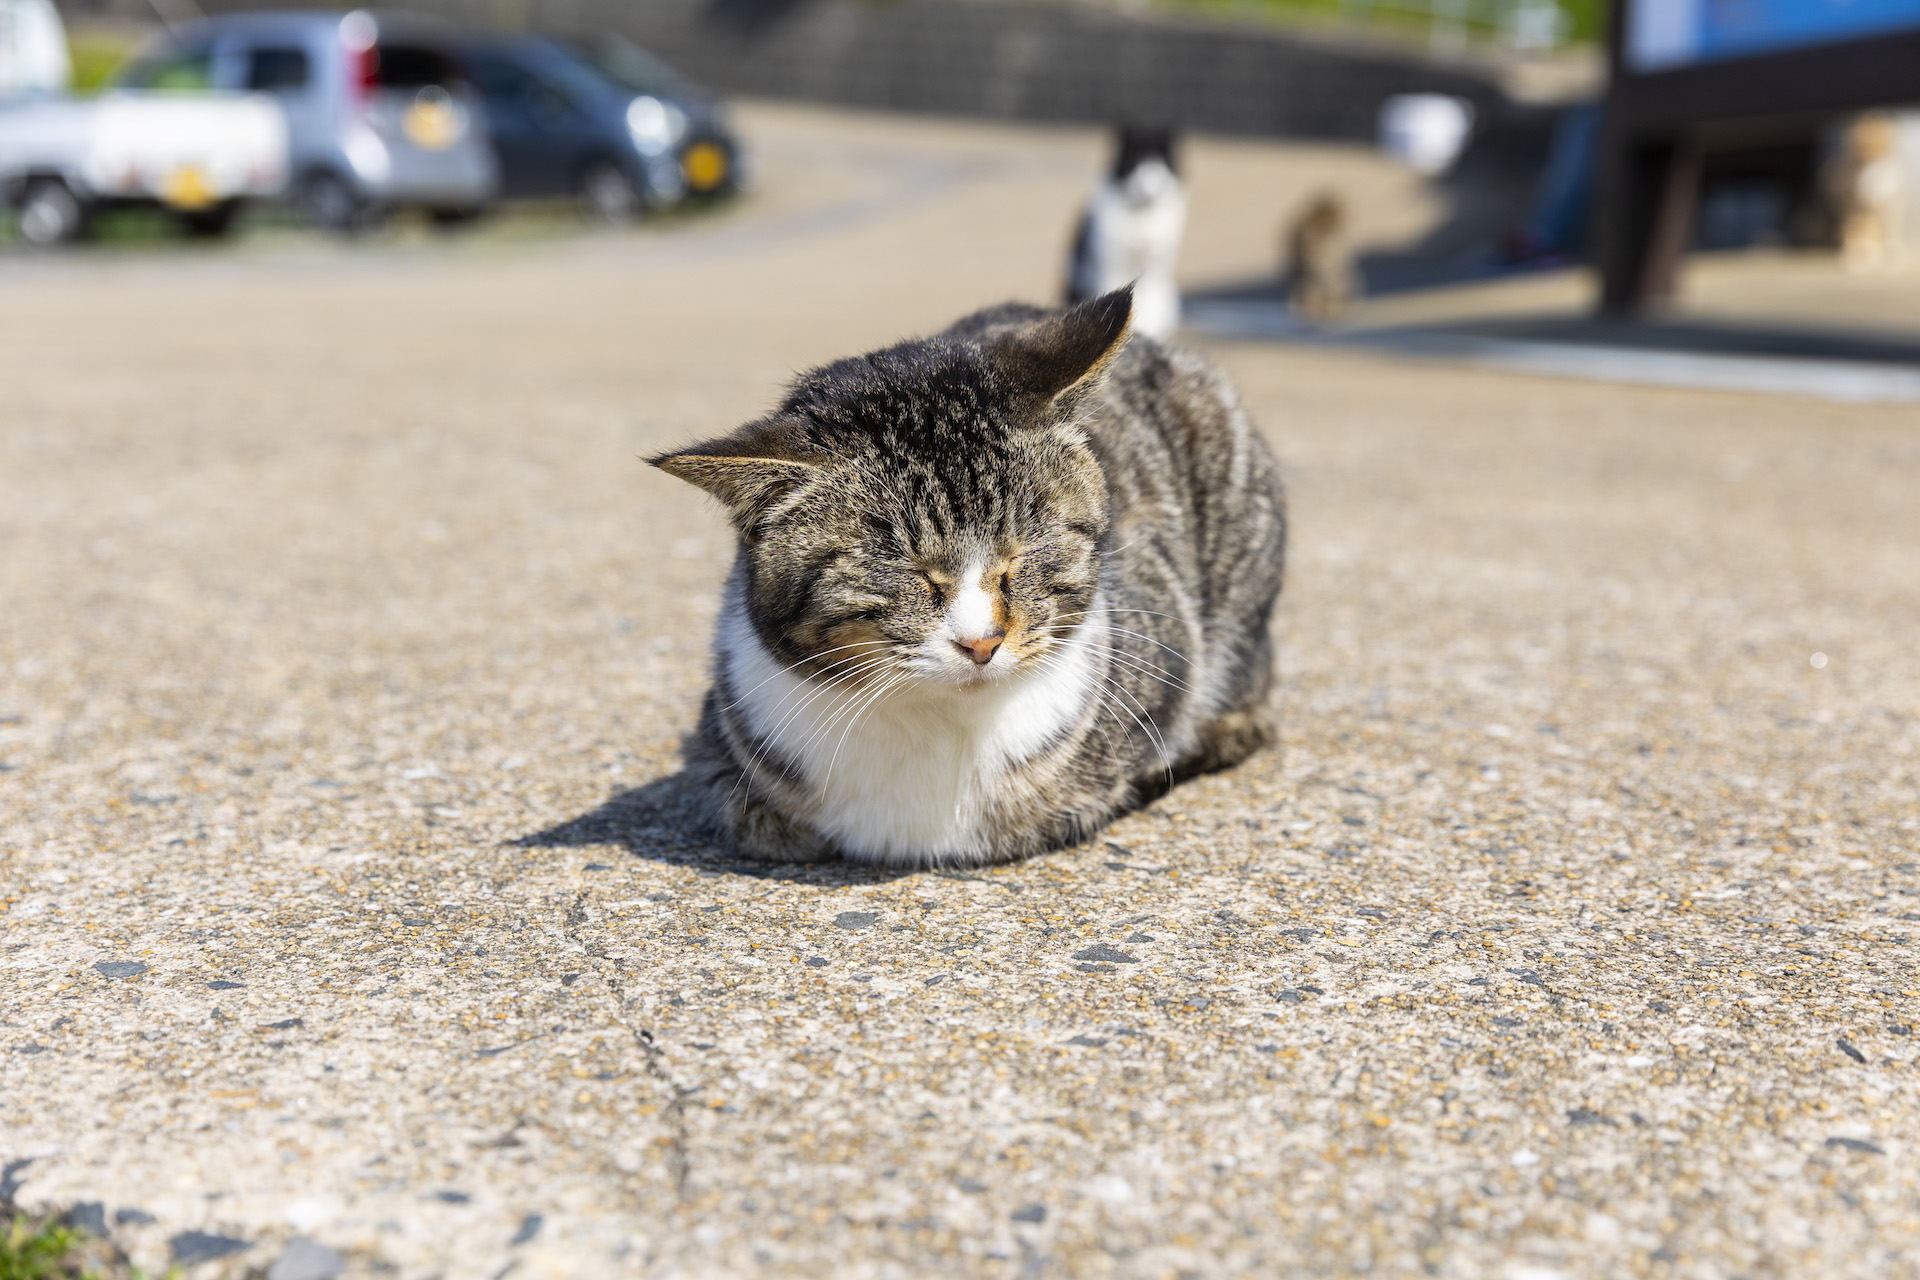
[340,10,378,102]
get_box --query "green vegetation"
[0,1210,177,1280]
[1155,0,1606,50]
[1,1214,93,1280]
[65,26,147,93]
[1555,0,1607,43]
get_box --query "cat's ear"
[649,418,823,530]
[992,286,1133,408]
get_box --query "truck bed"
[0,91,288,206]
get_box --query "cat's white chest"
[717,602,1100,865]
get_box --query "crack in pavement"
[575,874,693,1206]
[632,1026,693,1203]
[601,970,694,1206]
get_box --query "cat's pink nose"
[955,634,1003,666]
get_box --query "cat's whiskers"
[1056,627,1190,685]
[817,670,915,795]
[1046,626,1191,695]
[1057,605,1193,627]
[746,651,899,751]
[768,639,974,795]
[1099,651,1193,697]
[810,644,910,687]
[724,649,901,810]
[1098,673,1177,790]
[1028,633,1174,767]
[1052,609,1194,663]
[1103,645,1192,692]
[785,664,907,765]
[1063,662,1173,790]
[718,638,891,712]
[1022,643,1171,790]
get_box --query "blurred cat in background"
[1826,113,1907,271]
[1283,191,1357,323]
[1067,126,1186,340]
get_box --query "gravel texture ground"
[3,103,1919,1280]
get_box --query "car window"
[522,42,623,107]
[373,43,462,90]
[117,45,214,91]
[469,54,576,120]
[245,46,310,92]
[566,36,686,99]
[468,54,536,104]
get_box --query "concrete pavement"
[3,103,1919,1279]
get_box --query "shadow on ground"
[514,772,920,887]
[1186,291,1920,369]
[1405,312,1920,365]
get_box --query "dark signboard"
[1627,0,1920,72]
[1600,0,1920,311]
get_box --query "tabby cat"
[651,287,1286,868]
[1283,191,1358,323]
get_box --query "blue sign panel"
[1629,0,1920,72]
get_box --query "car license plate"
[682,142,728,193]
[159,166,216,210]
[404,95,461,150]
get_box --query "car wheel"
[643,157,687,209]
[18,178,87,245]
[296,172,366,234]
[178,201,240,238]
[578,160,638,223]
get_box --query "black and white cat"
[1066,126,1186,341]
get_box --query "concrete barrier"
[180,0,1512,139]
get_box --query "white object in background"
[0,0,70,99]
[0,93,288,204]
[84,93,289,201]
[1378,94,1475,176]
[1507,0,1568,53]
[1074,157,1186,340]
[1895,113,1920,250]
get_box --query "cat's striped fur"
[652,287,1285,867]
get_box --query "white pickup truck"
[0,89,289,243]
[0,0,288,243]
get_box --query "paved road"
[4,104,1919,1280]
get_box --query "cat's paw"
[1189,707,1275,775]
[727,793,838,864]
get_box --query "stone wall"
[176,0,1513,140]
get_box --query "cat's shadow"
[513,771,917,886]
